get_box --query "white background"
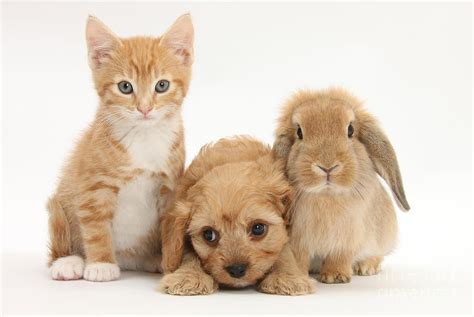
[1,1,472,315]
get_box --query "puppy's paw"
[51,255,85,280]
[159,271,217,295]
[84,262,120,282]
[258,272,316,295]
[353,258,382,276]
[317,270,351,284]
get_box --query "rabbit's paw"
[353,257,382,276]
[318,269,351,284]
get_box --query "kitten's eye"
[202,228,218,244]
[155,80,170,93]
[297,126,303,140]
[118,81,133,94]
[250,223,267,237]
[348,123,354,138]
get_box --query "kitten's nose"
[225,263,247,278]
[137,106,151,116]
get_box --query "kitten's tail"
[47,196,72,266]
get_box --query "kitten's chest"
[110,116,181,251]
[113,173,160,251]
[116,118,180,173]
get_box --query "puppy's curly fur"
[273,88,410,284]
[159,136,315,295]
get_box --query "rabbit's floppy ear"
[160,200,192,273]
[273,127,295,167]
[356,108,410,212]
[273,92,303,164]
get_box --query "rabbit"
[272,88,410,284]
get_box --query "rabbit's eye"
[348,123,354,138]
[297,127,303,140]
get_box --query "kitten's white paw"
[51,255,85,281]
[84,262,120,282]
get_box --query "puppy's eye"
[297,127,303,140]
[250,223,267,239]
[155,80,170,93]
[348,123,354,138]
[202,228,218,244]
[251,223,266,236]
[118,81,133,94]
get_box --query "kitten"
[47,14,194,282]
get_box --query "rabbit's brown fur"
[273,88,410,283]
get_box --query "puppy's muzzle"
[225,263,247,278]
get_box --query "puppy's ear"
[265,160,294,224]
[160,200,192,273]
[279,185,294,224]
[356,108,410,212]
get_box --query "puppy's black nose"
[225,263,247,278]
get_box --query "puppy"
[273,88,410,283]
[159,136,315,295]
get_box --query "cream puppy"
[160,136,315,295]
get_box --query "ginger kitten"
[47,14,194,282]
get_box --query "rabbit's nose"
[317,164,340,175]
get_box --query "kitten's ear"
[86,16,121,70]
[160,13,194,66]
